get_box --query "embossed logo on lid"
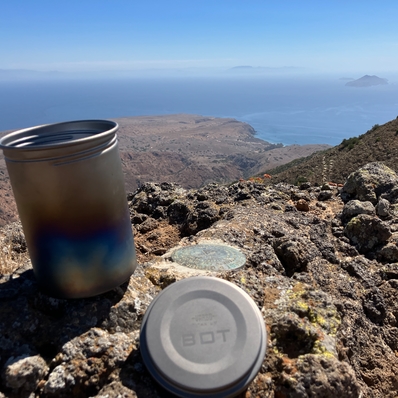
[140,276,267,397]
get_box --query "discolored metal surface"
[0,120,137,298]
[171,244,246,271]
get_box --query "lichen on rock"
[342,162,398,204]
[1,162,398,397]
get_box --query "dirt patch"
[133,221,182,263]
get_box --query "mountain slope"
[0,115,328,226]
[266,117,398,185]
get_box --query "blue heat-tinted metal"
[0,120,138,298]
[33,218,136,298]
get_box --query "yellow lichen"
[295,300,309,312]
[272,346,282,356]
[312,341,336,359]
[287,285,341,336]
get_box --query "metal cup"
[0,120,137,298]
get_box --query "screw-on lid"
[140,277,267,397]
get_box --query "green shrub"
[295,175,308,185]
[340,136,360,150]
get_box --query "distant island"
[345,75,388,87]
[226,65,306,74]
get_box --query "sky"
[1,0,398,75]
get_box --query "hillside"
[0,114,329,227]
[115,114,329,189]
[266,117,398,185]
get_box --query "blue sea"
[0,76,397,146]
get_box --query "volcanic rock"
[1,162,398,397]
[341,162,398,204]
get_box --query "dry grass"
[0,222,30,276]
[0,244,28,276]
[266,117,398,185]
[0,241,14,275]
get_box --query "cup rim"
[0,119,118,151]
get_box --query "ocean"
[0,76,397,146]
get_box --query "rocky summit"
[1,161,398,397]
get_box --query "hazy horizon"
[1,76,397,147]
[1,67,398,83]
[2,1,398,75]
[2,1,397,146]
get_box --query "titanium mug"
[0,120,137,298]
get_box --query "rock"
[135,217,158,233]
[3,354,48,393]
[310,222,339,264]
[299,182,312,190]
[273,237,319,276]
[131,212,147,225]
[381,186,398,205]
[344,214,391,253]
[95,381,137,398]
[195,190,208,201]
[182,201,220,235]
[286,355,361,397]
[342,162,398,204]
[167,200,191,224]
[362,288,386,324]
[285,204,298,212]
[43,365,76,396]
[296,199,310,212]
[291,191,311,202]
[376,198,391,217]
[377,243,398,262]
[331,226,344,237]
[380,263,398,280]
[43,329,134,397]
[130,191,152,215]
[321,183,333,191]
[271,312,321,357]
[131,182,184,217]
[341,199,375,221]
[318,190,333,201]
[261,279,361,397]
[1,165,398,397]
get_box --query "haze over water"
[1,75,397,146]
[2,2,398,146]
